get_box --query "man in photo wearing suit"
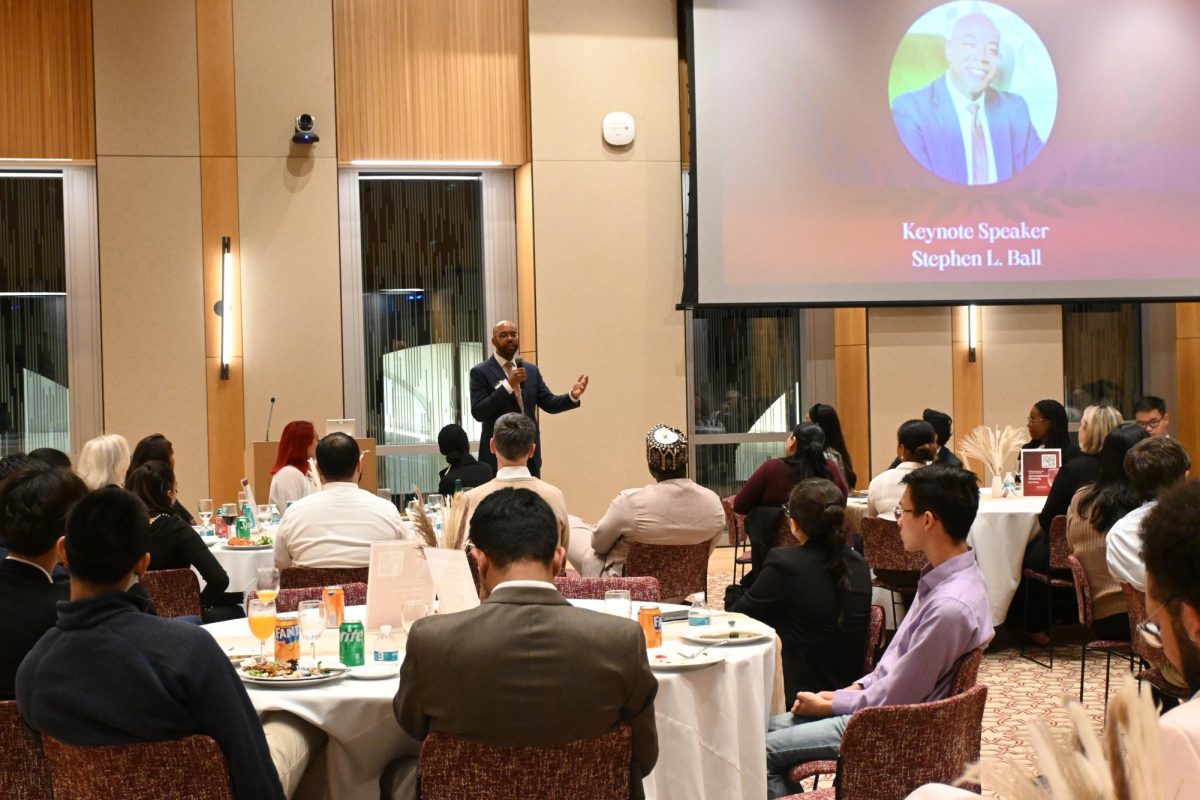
[470,320,588,477]
[385,488,658,800]
[891,11,1044,185]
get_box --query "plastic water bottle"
[687,597,711,626]
[373,624,400,663]
[1002,472,1016,497]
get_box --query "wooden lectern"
[243,438,378,504]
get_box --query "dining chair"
[553,576,661,603]
[1065,555,1133,710]
[250,582,367,613]
[624,540,710,603]
[138,568,203,618]
[280,566,369,590]
[781,685,989,799]
[0,700,52,800]
[418,723,632,800]
[1019,514,1075,668]
[721,495,752,581]
[42,733,233,800]
[862,605,885,674]
[859,516,927,630]
[1120,583,1193,703]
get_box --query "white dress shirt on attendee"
[274,481,410,569]
[269,465,316,512]
[1105,501,1156,592]
[866,461,925,519]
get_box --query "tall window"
[1062,302,1142,420]
[0,174,69,455]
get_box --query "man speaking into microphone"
[469,320,588,478]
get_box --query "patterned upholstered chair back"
[1047,514,1072,570]
[720,495,746,547]
[419,723,632,800]
[1066,555,1094,627]
[860,517,928,572]
[775,516,800,548]
[554,576,661,602]
[280,566,369,589]
[948,647,984,696]
[43,734,232,800]
[1120,583,1160,667]
[250,582,367,613]
[138,568,203,618]
[624,540,710,602]
[0,701,52,800]
[863,605,885,674]
[834,684,988,799]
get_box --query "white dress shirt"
[945,74,997,185]
[866,461,926,519]
[268,464,316,511]
[274,481,410,569]
[1106,501,1156,592]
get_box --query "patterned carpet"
[706,568,1135,796]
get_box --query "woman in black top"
[127,434,196,524]
[808,403,857,490]
[436,424,493,496]
[126,460,242,622]
[1025,399,1081,465]
[732,478,872,699]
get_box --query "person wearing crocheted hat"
[565,423,724,599]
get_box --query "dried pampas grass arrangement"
[408,485,470,550]
[957,424,1031,479]
[957,675,1161,800]
[408,485,438,548]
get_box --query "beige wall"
[528,0,685,521]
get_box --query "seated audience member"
[1132,394,1171,438]
[1106,436,1190,592]
[765,464,993,799]
[1060,423,1148,640]
[866,419,939,518]
[735,422,848,583]
[275,433,409,569]
[567,424,724,585]
[1025,399,1081,464]
[0,453,34,558]
[385,488,658,800]
[28,447,71,469]
[808,403,858,490]
[888,409,964,472]
[268,420,318,511]
[462,413,569,547]
[127,433,196,524]
[435,423,492,497]
[0,463,87,699]
[126,460,242,622]
[732,478,872,700]
[76,433,131,490]
[15,487,286,800]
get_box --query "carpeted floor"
[706,566,1135,796]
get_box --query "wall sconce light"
[968,304,978,363]
[217,236,233,380]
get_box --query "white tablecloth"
[204,601,778,800]
[196,537,275,596]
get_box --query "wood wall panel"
[0,0,94,159]
[834,339,869,487]
[515,162,537,354]
[334,0,530,165]
[196,0,238,157]
[951,306,983,471]
[1176,304,1200,464]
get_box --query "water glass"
[297,600,325,663]
[604,589,633,619]
[197,498,214,533]
[401,600,431,634]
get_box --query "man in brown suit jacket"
[385,488,658,800]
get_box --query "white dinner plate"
[223,542,273,551]
[238,667,348,687]
[347,663,401,680]
[647,646,726,671]
[679,627,769,646]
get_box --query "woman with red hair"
[268,420,318,511]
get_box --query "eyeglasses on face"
[893,504,916,519]
[1137,598,1173,650]
[1137,417,1164,431]
[1027,416,1049,425]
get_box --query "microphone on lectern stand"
[265,397,276,440]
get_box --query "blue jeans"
[765,712,850,798]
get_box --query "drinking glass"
[401,600,430,634]
[297,600,325,663]
[256,567,280,603]
[219,503,239,535]
[426,493,444,513]
[247,599,277,663]
[604,589,633,619]
[257,504,274,530]
[197,498,214,533]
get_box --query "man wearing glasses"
[1133,395,1172,438]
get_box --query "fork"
[678,640,727,659]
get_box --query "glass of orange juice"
[248,598,276,664]
[256,567,280,603]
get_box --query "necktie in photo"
[970,102,989,185]
[504,361,524,412]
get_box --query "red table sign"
[1020,449,1062,497]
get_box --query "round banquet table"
[204,601,781,800]
[847,487,1043,625]
[195,534,275,596]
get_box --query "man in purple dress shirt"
[766,464,994,798]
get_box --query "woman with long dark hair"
[733,478,871,698]
[126,434,195,524]
[734,422,848,582]
[269,420,318,510]
[1025,399,1081,464]
[808,403,856,490]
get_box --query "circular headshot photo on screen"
[889,1,1057,186]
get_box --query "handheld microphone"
[513,355,523,370]
[265,397,276,440]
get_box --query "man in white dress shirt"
[1106,436,1189,592]
[274,433,409,569]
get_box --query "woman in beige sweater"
[1065,422,1149,640]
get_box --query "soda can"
[274,614,300,662]
[339,620,365,667]
[235,516,251,539]
[638,605,662,649]
[323,585,346,628]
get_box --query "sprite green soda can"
[339,620,365,666]
[235,516,251,539]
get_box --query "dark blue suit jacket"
[469,357,578,477]
[891,76,1043,184]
